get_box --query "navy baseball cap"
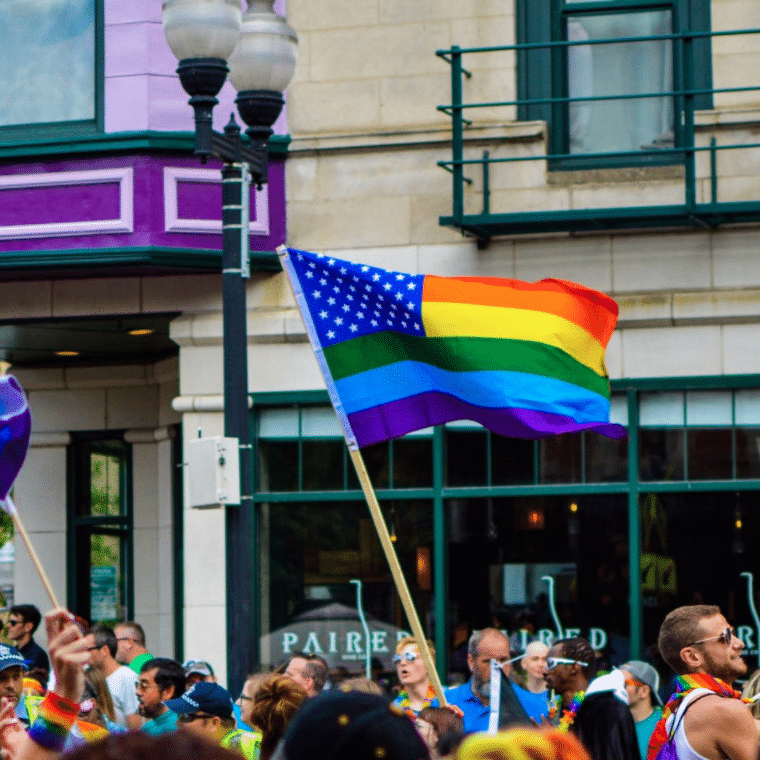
[0,644,24,672]
[165,681,234,719]
[274,691,429,760]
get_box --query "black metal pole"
[221,149,254,699]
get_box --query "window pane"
[449,496,629,671]
[540,434,581,483]
[736,428,760,479]
[491,436,535,485]
[259,408,299,439]
[686,391,732,426]
[735,391,760,426]
[260,501,433,673]
[90,533,124,625]
[585,432,628,482]
[640,391,684,427]
[303,441,344,490]
[258,441,298,491]
[640,492,760,655]
[76,440,128,517]
[567,12,673,155]
[639,429,684,480]
[348,442,389,490]
[0,0,95,128]
[687,429,732,480]
[393,439,433,488]
[445,430,487,486]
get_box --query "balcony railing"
[437,27,760,244]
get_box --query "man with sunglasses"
[165,681,262,760]
[6,605,48,684]
[649,605,757,760]
[620,661,663,760]
[543,637,638,760]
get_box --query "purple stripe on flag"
[347,392,626,447]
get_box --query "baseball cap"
[0,644,24,672]
[183,659,214,678]
[622,660,663,705]
[274,691,429,760]
[165,681,234,719]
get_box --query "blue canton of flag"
[289,249,426,347]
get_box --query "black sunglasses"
[178,713,215,724]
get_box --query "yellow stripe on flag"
[422,301,608,377]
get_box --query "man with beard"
[439,628,512,733]
[543,637,638,760]
[137,658,186,735]
[648,605,757,760]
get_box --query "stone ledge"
[289,121,546,154]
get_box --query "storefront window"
[640,491,760,668]
[447,495,630,674]
[259,500,433,678]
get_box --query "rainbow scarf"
[281,248,625,447]
[646,674,751,760]
[396,683,436,719]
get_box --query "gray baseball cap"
[622,660,663,705]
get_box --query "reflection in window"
[448,496,629,668]
[445,428,487,486]
[567,12,673,155]
[687,429,732,480]
[259,501,433,672]
[540,435,581,483]
[0,0,96,128]
[640,491,760,651]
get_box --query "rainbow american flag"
[280,248,626,448]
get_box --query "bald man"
[513,641,550,722]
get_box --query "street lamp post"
[162,0,297,696]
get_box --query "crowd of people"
[0,603,756,760]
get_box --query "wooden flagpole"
[6,497,61,609]
[348,447,447,705]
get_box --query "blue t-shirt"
[433,680,489,734]
[634,707,662,760]
[512,683,549,723]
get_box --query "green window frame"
[67,432,133,625]
[0,0,104,143]
[516,0,712,168]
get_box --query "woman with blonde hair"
[391,636,437,718]
[250,674,307,760]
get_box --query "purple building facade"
[1,0,291,688]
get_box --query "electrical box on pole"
[186,436,241,508]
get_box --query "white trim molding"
[163,167,270,236]
[0,168,134,240]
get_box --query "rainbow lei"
[396,683,436,719]
[556,691,585,732]
[646,674,752,760]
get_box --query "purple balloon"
[0,376,31,502]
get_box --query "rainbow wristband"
[27,692,79,751]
